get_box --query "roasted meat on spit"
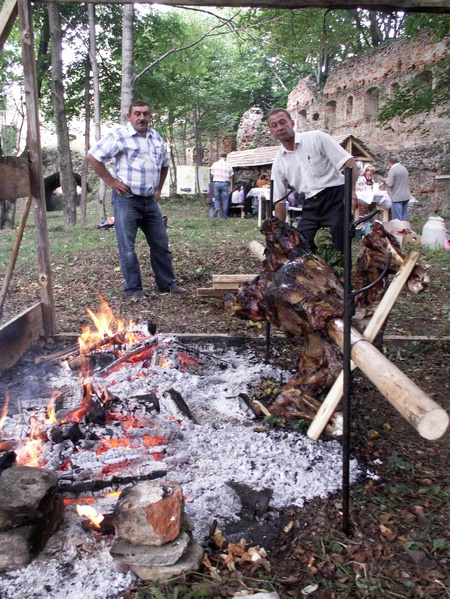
[224,218,429,429]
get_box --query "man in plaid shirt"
[87,100,186,300]
[210,153,233,219]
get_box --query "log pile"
[224,218,448,440]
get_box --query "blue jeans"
[214,182,229,218]
[391,200,409,221]
[112,192,174,294]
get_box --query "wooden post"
[307,251,420,441]
[17,0,57,335]
[327,319,449,441]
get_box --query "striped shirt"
[88,122,170,196]
[210,159,233,182]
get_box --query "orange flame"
[96,435,166,455]
[76,504,104,528]
[0,392,9,433]
[78,295,140,355]
[45,391,60,424]
[15,439,42,467]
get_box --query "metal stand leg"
[342,167,353,536]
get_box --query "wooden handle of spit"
[248,240,265,263]
[307,251,420,441]
[327,319,449,441]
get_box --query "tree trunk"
[48,2,77,226]
[88,2,106,222]
[80,55,90,226]
[121,3,135,124]
[0,200,17,229]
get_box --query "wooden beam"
[308,251,420,441]
[0,157,31,200]
[328,319,449,440]
[212,274,259,284]
[0,303,44,373]
[0,0,17,52]
[18,0,57,335]
[32,0,450,14]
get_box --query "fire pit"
[0,303,361,597]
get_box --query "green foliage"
[386,451,413,473]
[314,228,344,278]
[377,17,450,126]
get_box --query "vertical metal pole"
[342,167,353,536]
[265,321,271,364]
[269,179,274,219]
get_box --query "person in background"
[362,164,375,188]
[210,153,233,219]
[87,100,187,300]
[383,156,410,220]
[243,178,254,218]
[230,184,241,205]
[267,108,358,253]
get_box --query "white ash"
[0,335,361,598]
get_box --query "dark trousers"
[112,192,174,294]
[297,185,345,253]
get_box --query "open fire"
[0,298,361,598]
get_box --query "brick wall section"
[285,32,450,220]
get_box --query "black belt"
[307,184,343,201]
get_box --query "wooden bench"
[228,204,245,218]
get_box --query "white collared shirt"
[271,130,352,202]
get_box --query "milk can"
[421,215,446,249]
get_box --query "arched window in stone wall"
[346,96,353,117]
[365,87,380,121]
[324,101,336,131]
[415,70,433,92]
[298,109,307,129]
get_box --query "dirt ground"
[0,208,449,598]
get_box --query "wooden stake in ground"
[327,319,449,441]
[307,251,421,441]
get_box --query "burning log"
[58,469,168,495]
[225,218,447,440]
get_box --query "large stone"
[0,491,64,571]
[114,480,182,546]
[128,536,204,582]
[0,466,60,530]
[110,529,191,568]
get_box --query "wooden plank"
[0,302,44,372]
[18,0,57,335]
[212,274,258,283]
[0,0,17,51]
[0,157,30,201]
[34,0,450,14]
[212,283,242,289]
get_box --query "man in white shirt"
[210,153,233,219]
[268,109,358,253]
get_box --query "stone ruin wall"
[285,32,450,221]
